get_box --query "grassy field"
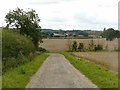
[61,52,118,88]
[40,39,118,52]
[73,52,118,72]
[2,53,49,88]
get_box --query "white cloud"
[0,0,119,30]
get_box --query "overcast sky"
[0,0,119,30]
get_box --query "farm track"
[26,54,97,88]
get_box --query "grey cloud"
[62,0,78,2]
[74,13,117,26]
[47,17,69,23]
[28,0,78,5]
[98,4,112,7]
[29,1,59,5]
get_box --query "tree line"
[101,28,120,41]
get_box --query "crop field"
[40,39,119,72]
[73,52,118,72]
[40,38,118,52]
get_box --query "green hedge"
[2,29,35,58]
[2,29,35,72]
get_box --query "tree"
[5,8,41,48]
[101,28,120,41]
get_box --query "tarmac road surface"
[26,54,97,88]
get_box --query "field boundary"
[61,52,118,88]
[2,53,49,88]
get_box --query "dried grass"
[40,39,119,72]
[73,52,118,72]
[40,38,118,52]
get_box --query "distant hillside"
[41,29,103,38]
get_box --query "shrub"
[72,41,77,51]
[2,29,35,58]
[94,44,103,51]
[37,47,47,52]
[2,29,36,72]
[78,43,84,52]
[88,40,103,51]
[88,40,95,51]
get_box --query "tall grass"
[2,53,49,88]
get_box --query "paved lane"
[26,54,97,88]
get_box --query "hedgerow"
[2,29,35,72]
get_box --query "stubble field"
[40,38,119,72]
[73,52,118,72]
[40,38,118,52]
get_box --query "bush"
[88,40,95,51]
[2,29,35,58]
[37,47,47,52]
[2,29,36,72]
[72,41,77,51]
[78,43,84,52]
[88,40,103,51]
[70,40,103,52]
[94,44,103,51]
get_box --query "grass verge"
[61,52,118,88]
[2,53,49,88]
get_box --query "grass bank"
[2,53,49,88]
[61,52,118,88]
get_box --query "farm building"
[53,33,65,37]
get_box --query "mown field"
[40,38,118,52]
